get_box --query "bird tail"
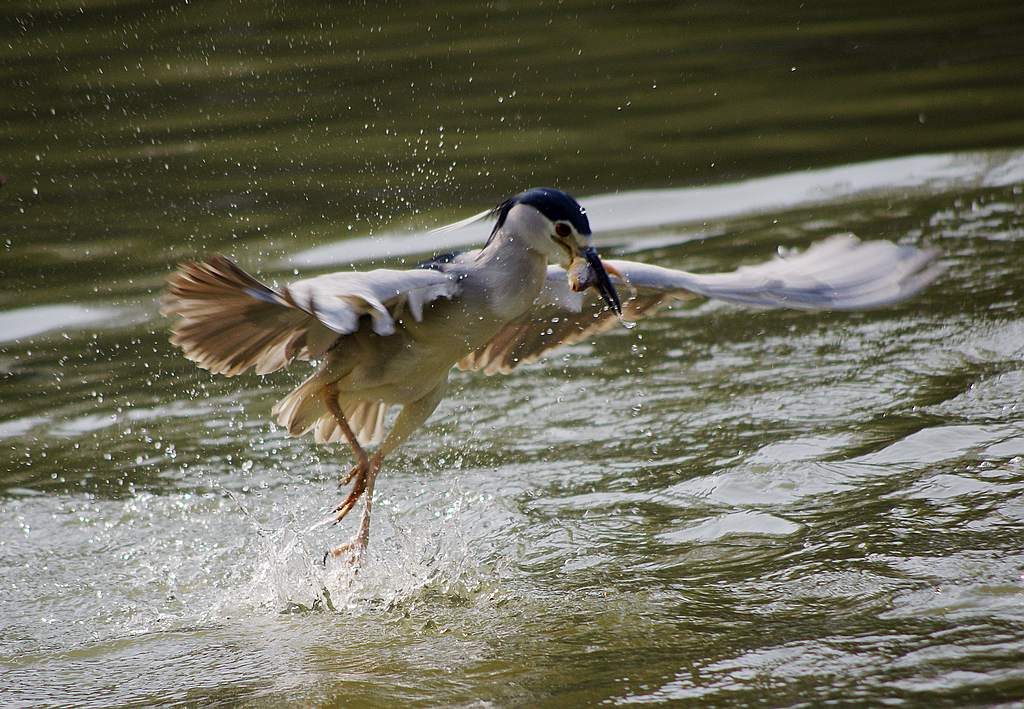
[272,373,329,439]
[161,256,318,377]
[272,374,388,446]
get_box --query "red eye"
[554,223,571,238]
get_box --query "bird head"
[490,187,622,314]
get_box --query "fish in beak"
[568,246,622,315]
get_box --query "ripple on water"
[0,303,130,343]
[286,150,1024,268]
[0,415,50,440]
[657,510,803,544]
[853,423,1024,469]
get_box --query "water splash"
[205,479,501,621]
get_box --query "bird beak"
[582,246,622,315]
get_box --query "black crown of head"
[488,187,591,242]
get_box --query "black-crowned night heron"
[162,187,942,561]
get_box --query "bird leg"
[327,450,382,562]
[333,461,372,525]
[321,388,373,526]
[324,379,449,563]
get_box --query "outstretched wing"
[456,271,670,376]
[607,233,943,310]
[458,234,943,376]
[162,256,459,377]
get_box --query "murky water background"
[3,2,1024,706]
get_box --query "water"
[3,1,1024,706]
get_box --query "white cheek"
[523,230,562,259]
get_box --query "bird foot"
[333,459,375,524]
[323,537,366,566]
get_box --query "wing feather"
[161,257,325,377]
[458,234,942,375]
[457,272,672,375]
[162,257,459,377]
[606,233,944,311]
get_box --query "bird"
[161,187,943,561]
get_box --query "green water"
[3,2,1024,706]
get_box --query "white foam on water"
[203,479,506,621]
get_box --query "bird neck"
[475,227,548,269]
[473,227,550,319]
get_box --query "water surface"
[3,2,1024,706]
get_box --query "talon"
[340,464,359,486]
[332,461,370,524]
[326,540,364,565]
[332,500,356,525]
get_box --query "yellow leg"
[322,386,375,525]
[326,379,448,562]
